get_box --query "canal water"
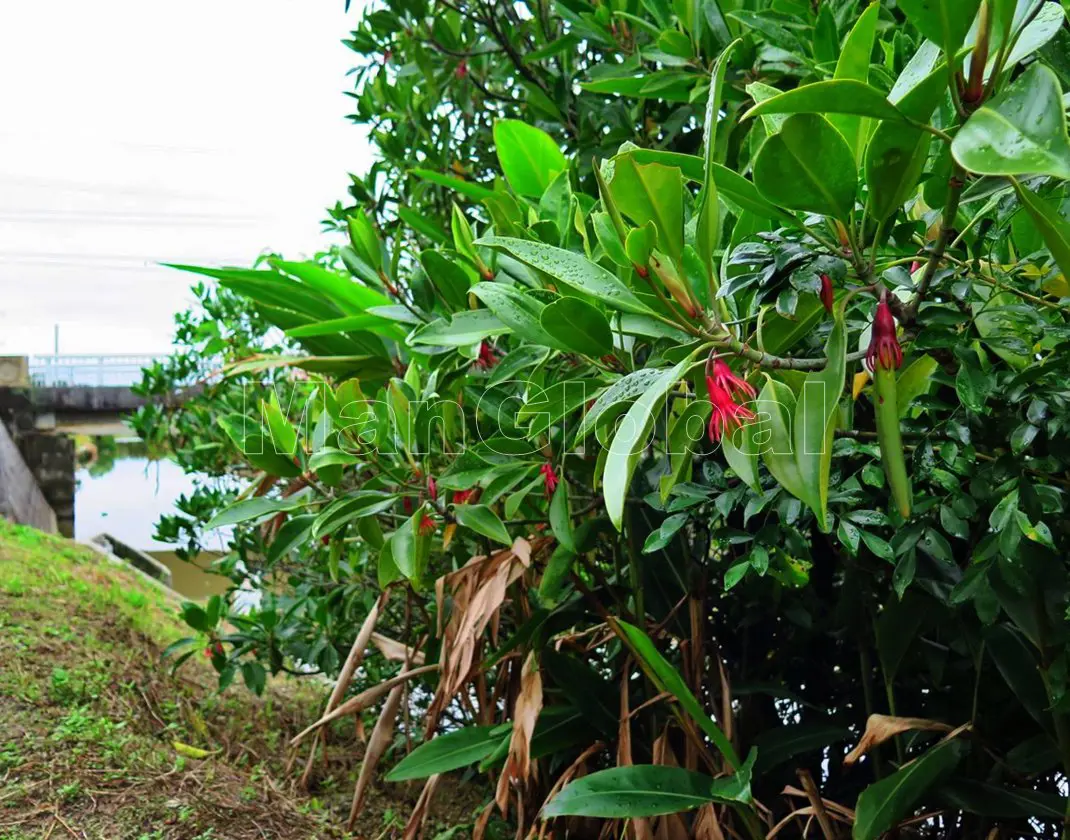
[74,436,232,600]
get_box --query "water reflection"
[74,435,231,599]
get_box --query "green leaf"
[898,0,981,61]
[613,619,741,770]
[940,780,1068,820]
[307,447,359,472]
[453,504,512,545]
[549,482,575,551]
[1014,181,1070,281]
[896,355,940,416]
[475,236,654,315]
[470,282,564,349]
[604,357,697,529]
[206,495,309,530]
[386,725,506,781]
[753,723,850,774]
[543,764,751,819]
[794,315,847,531]
[540,297,613,357]
[410,167,497,201]
[398,206,449,245]
[493,119,567,198]
[261,391,298,457]
[829,1,881,158]
[952,64,1070,180]
[756,377,806,501]
[661,400,712,500]
[696,40,740,286]
[267,514,317,564]
[753,114,857,220]
[853,738,967,840]
[608,156,685,266]
[410,310,511,347]
[744,80,905,123]
[217,415,302,478]
[312,492,399,539]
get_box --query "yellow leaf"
[852,371,870,400]
[172,741,217,760]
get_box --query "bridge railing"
[28,355,159,388]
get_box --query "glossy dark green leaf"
[753,114,857,220]
[1014,181,1070,281]
[898,0,981,59]
[540,297,613,357]
[753,723,851,774]
[744,80,904,123]
[386,725,505,781]
[614,618,741,770]
[476,236,654,315]
[853,738,967,840]
[542,764,750,818]
[604,356,698,529]
[453,504,511,545]
[952,64,1070,180]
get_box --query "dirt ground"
[0,520,486,840]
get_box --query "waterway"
[74,436,232,600]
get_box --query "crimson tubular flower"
[452,489,474,505]
[427,476,438,502]
[705,359,755,443]
[418,513,436,536]
[820,274,834,314]
[865,291,903,372]
[540,463,559,498]
[474,341,499,370]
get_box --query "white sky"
[0,1,372,356]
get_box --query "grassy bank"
[0,521,481,840]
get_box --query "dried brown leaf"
[346,683,404,830]
[843,714,952,766]
[402,774,441,840]
[371,632,426,664]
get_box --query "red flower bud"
[452,489,474,505]
[865,290,903,372]
[820,274,834,314]
[455,59,467,79]
[474,341,499,370]
[427,476,438,502]
[540,463,559,499]
[403,496,414,515]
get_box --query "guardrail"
[28,355,159,388]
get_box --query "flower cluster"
[706,359,755,442]
[474,341,499,370]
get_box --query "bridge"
[0,354,167,538]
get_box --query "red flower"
[909,260,921,274]
[474,341,499,370]
[418,513,436,536]
[403,496,414,515]
[705,376,756,442]
[455,59,467,79]
[540,463,559,499]
[820,274,834,314]
[865,290,903,372]
[708,358,756,403]
[427,476,438,502]
[452,489,474,505]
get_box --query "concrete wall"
[0,421,58,533]
[0,387,75,537]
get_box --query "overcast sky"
[0,1,371,356]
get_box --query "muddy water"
[74,441,232,600]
